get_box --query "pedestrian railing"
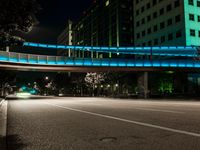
[0,51,200,68]
[23,42,199,58]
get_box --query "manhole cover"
[99,137,117,142]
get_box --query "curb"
[0,99,7,150]
[0,99,5,106]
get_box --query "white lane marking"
[132,107,184,114]
[45,102,200,138]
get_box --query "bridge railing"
[1,51,200,68]
[23,42,200,58]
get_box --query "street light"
[45,76,49,96]
[115,84,119,87]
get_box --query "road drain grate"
[99,137,117,142]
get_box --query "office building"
[73,0,134,47]
[57,20,73,56]
[134,0,200,46]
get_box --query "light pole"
[107,84,111,96]
[45,76,49,81]
[45,76,49,95]
[115,83,119,97]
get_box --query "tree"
[0,70,16,96]
[70,73,86,96]
[85,73,105,96]
[103,72,137,96]
[0,0,40,46]
[51,73,71,95]
[158,74,174,95]
[35,77,46,95]
[149,72,174,96]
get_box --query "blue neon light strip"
[23,42,199,58]
[1,52,200,69]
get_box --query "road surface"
[6,97,200,150]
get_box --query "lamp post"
[115,83,119,97]
[45,76,49,96]
[45,76,49,81]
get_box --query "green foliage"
[0,70,16,96]
[0,0,40,46]
[158,80,174,94]
[158,73,174,94]
[85,73,105,88]
[149,72,174,95]
[0,0,40,33]
[0,70,16,85]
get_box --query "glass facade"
[73,0,134,47]
[58,0,200,53]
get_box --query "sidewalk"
[0,98,7,150]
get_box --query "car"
[15,92,31,98]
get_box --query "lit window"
[105,0,110,6]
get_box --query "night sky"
[20,0,92,44]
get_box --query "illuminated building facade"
[134,0,200,46]
[57,20,73,56]
[73,0,134,47]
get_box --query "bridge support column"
[6,46,9,52]
[137,72,149,99]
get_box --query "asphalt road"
[6,97,200,150]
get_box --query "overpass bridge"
[0,42,200,72]
[1,42,200,98]
[0,51,200,72]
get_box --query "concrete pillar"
[174,72,188,94]
[6,46,9,52]
[137,72,148,99]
